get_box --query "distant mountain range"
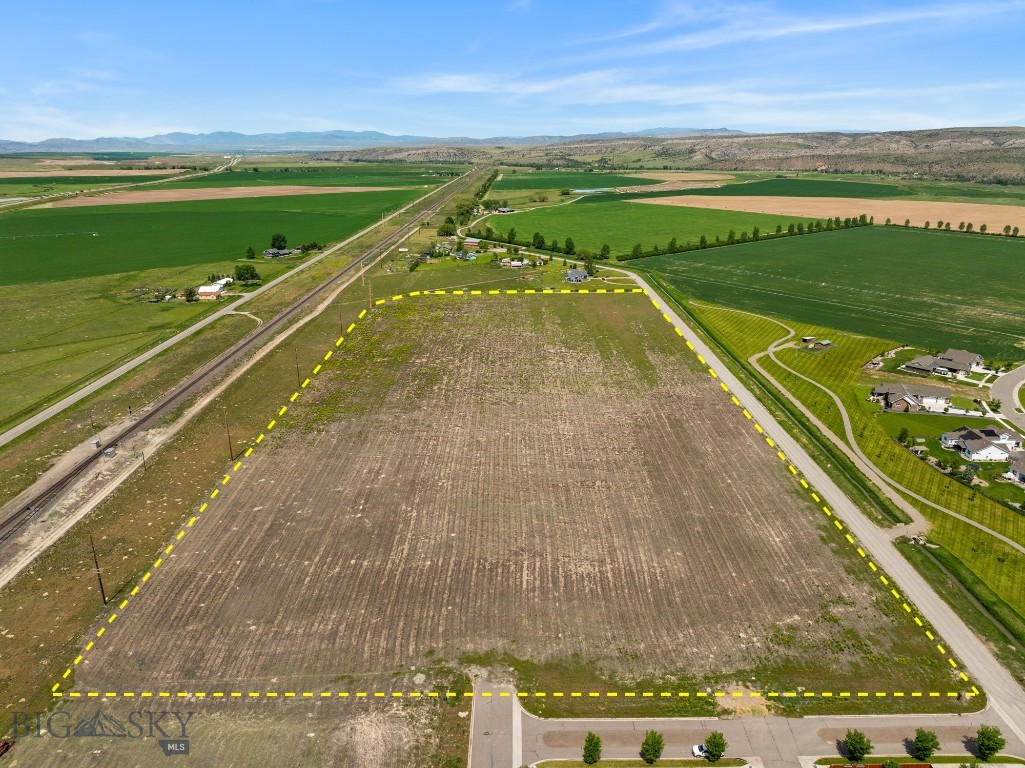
[0,127,746,153]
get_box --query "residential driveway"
[991,363,1025,433]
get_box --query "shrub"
[583,732,602,764]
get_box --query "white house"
[941,423,1024,461]
[1003,457,1025,483]
[196,285,223,300]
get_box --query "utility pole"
[90,536,107,606]
[223,409,234,461]
[294,347,301,387]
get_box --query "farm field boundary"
[44,184,403,208]
[635,194,1025,233]
[50,289,977,703]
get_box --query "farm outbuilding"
[566,269,588,283]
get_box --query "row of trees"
[617,214,874,262]
[843,724,1005,762]
[581,729,726,764]
[466,225,613,260]
[885,218,1020,236]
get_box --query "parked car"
[692,743,709,758]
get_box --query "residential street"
[991,363,1025,433]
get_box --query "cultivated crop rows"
[73,296,929,694]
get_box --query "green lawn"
[681,300,1025,631]
[0,189,421,285]
[483,200,816,257]
[491,170,655,191]
[639,226,1025,359]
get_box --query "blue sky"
[2,0,1023,141]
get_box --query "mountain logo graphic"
[72,711,129,737]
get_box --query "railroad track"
[0,169,481,548]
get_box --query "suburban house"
[1004,457,1025,483]
[496,207,514,213]
[212,277,234,288]
[566,268,588,283]
[263,248,299,258]
[196,285,224,300]
[941,423,1024,461]
[903,348,984,376]
[871,382,951,413]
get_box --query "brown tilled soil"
[0,169,187,178]
[47,185,400,207]
[616,171,735,193]
[635,194,1025,232]
[72,296,906,693]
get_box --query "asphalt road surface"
[991,363,1025,433]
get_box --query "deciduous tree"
[271,232,287,249]
[976,725,1006,761]
[913,728,940,760]
[245,246,256,259]
[844,729,872,762]
[640,730,664,764]
[705,731,727,761]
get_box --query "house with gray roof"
[871,382,951,413]
[941,423,1024,461]
[1004,457,1025,484]
[903,348,984,377]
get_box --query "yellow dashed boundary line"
[52,287,976,701]
[53,689,967,700]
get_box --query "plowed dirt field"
[71,295,951,695]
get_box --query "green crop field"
[158,164,459,189]
[639,226,1025,359]
[0,189,421,285]
[0,186,428,428]
[0,174,181,197]
[667,177,906,198]
[484,199,816,255]
[491,170,655,190]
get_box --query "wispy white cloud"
[632,1,1024,55]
